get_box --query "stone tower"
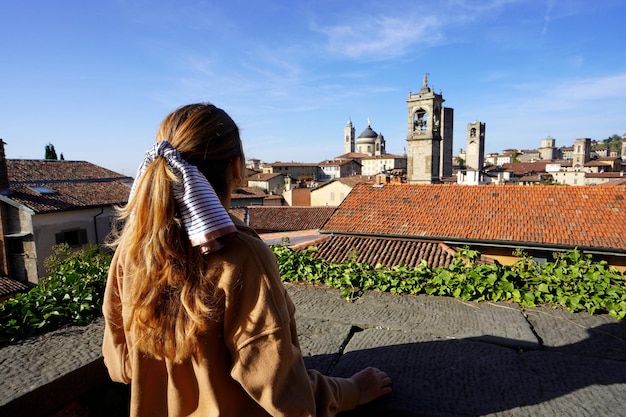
[539,135,557,161]
[406,73,445,183]
[572,138,591,171]
[374,131,386,156]
[621,134,626,159]
[465,121,485,170]
[440,107,454,178]
[344,118,355,154]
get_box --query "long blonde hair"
[111,103,243,362]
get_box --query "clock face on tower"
[468,141,476,154]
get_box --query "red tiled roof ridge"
[6,160,131,213]
[322,183,626,252]
[302,234,456,268]
[247,206,337,231]
[288,235,330,251]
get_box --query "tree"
[44,143,58,160]
[609,134,622,152]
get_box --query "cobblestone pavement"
[2,283,626,417]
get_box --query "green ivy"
[0,244,112,347]
[2,242,625,347]
[272,245,626,320]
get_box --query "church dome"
[357,125,378,140]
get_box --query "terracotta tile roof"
[6,160,131,214]
[229,207,246,223]
[231,186,267,199]
[500,161,554,175]
[594,156,620,162]
[319,159,361,167]
[336,175,376,187]
[247,206,336,232]
[247,173,283,181]
[322,183,626,252]
[361,153,406,160]
[0,276,28,299]
[313,176,374,191]
[265,162,318,167]
[599,178,626,186]
[305,234,455,268]
[586,172,625,178]
[333,152,369,161]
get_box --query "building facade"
[0,144,131,284]
[361,154,407,176]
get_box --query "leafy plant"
[272,245,626,320]
[0,244,112,346]
[3,242,626,347]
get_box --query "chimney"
[0,139,9,193]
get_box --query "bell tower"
[465,121,486,170]
[406,73,444,183]
[344,118,355,154]
[572,138,591,171]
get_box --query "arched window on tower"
[413,109,427,131]
[470,127,476,137]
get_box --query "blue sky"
[2,0,625,176]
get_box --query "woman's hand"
[350,367,392,405]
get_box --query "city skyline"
[2,0,625,176]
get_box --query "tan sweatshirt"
[102,218,359,416]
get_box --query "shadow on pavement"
[57,321,626,417]
[327,321,626,417]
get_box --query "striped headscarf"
[131,141,237,254]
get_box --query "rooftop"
[294,234,456,268]
[245,206,336,232]
[5,160,131,214]
[322,183,626,253]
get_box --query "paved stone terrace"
[2,283,626,416]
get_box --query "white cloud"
[463,72,626,153]
[312,14,443,61]
[523,73,626,112]
[552,73,626,100]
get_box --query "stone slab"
[3,283,626,417]
[287,283,539,350]
[333,327,626,417]
[525,306,626,361]
[0,319,105,406]
[295,317,354,374]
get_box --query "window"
[329,192,335,201]
[28,186,56,194]
[413,109,427,131]
[55,229,88,247]
[7,238,24,254]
